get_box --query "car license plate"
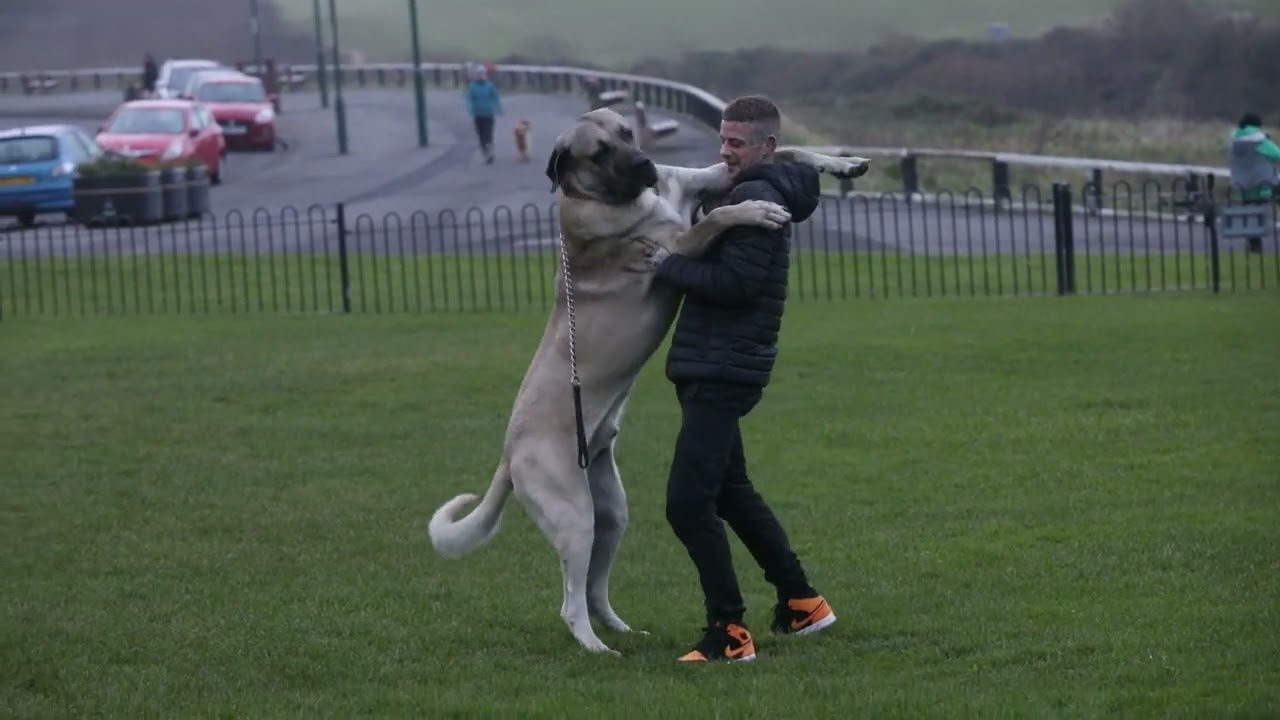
[222,125,247,135]
[0,176,34,186]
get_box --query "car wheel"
[212,157,224,185]
[17,209,36,228]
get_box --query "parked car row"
[1,61,280,227]
[144,59,280,151]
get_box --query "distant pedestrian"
[1228,112,1280,254]
[464,64,503,164]
[142,52,158,96]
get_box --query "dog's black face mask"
[545,146,571,193]
[545,141,657,204]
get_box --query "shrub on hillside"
[627,0,1280,121]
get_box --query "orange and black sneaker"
[677,622,757,663]
[771,595,837,636]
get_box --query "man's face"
[719,120,775,178]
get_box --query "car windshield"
[168,66,214,91]
[106,108,187,135]
[106,106,186,134]
[0,136,58,163]
[196,81,267,103]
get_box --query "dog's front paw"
[623,238,670,272]
[733,199,792,229]
[824,156,871,180]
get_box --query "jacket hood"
[735,162,821,223]
[1233,126,1266,142]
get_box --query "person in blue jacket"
[464,64,503,164]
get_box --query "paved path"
[0,89,1227,258]
[0,88,721,240]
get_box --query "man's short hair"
[723,95,781,141]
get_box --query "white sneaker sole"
[678,651,757,663]
[792,612,837,636]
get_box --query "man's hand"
[624,238,671,273]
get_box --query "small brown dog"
[513,119,532,162]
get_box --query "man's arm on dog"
[651,181,781,307]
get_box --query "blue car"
[0,124,104,227]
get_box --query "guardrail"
[1,61,1235,206]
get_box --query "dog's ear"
[544,146,568,193]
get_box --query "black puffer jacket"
[653,162,820,387]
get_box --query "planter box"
[185,163,211,219]
[73,169,164,226]
[160,166,189,221]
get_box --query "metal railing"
[3,180,1275,319]
[2,60,1234,203]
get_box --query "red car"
[184,70,278,152]
[96,99,226,184]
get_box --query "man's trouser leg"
[666,382,754,624]
[717,424,816,601]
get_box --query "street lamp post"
[408,0,429,147]
[326,0,348,154]
[312,0,329,108]
[249,0,264,77]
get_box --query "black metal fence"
[2,180,1276,318]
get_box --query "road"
[0,89,1218,258]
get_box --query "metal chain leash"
[557,233,581,392]
[558,233,590,469]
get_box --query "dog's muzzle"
[631,154,658,188]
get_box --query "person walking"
[464,64,503,164]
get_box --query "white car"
[154,59,227,99]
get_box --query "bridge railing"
[3,179,1275,319]
[1,61,1233,206]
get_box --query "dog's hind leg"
[584,396,638,634]
[773,147,871,179]
[512,442,618,656]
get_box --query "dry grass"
[793,95,1232,195]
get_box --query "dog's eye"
[591,143,611,163]
[619,127,634,143]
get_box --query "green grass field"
[3,293,1278,717]
[274,0,1276,67]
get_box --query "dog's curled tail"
[428,460,513,559]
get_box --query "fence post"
[335,202,353,313]
[991,159,1011,209]
[900,154,919,198]
[1203,175,1221,294]
[1089,167,1104,212]
[1052,183,1077,295]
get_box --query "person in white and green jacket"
[1228,112,1280,253]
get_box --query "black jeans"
[665,381,813,625]
[472,115,495,153]
[1243,197,1270,254]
